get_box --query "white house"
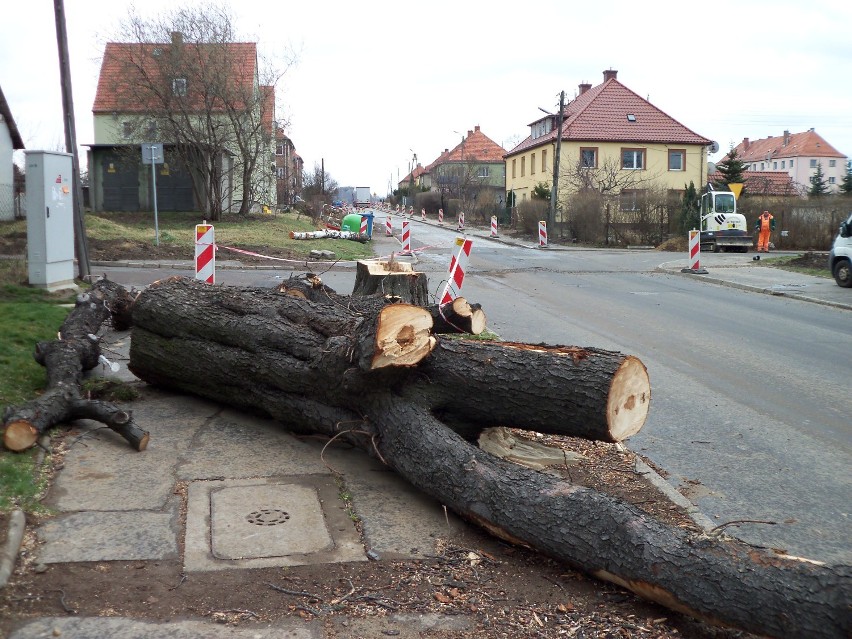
[0,83,25,221]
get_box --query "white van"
[829,212,852,288]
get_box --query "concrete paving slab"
[211,482,332,559]
[184,476,365,572]
[45,394,215,512]
[9,616,322,638]
[177,408,329,481]
[316,444,469,559]
[36,510,179,564]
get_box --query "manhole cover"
[246,509,290,526]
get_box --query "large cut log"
[128,277,640,442]
[352,259,430,306]
[2,279,149,452]
[126,279,849,636]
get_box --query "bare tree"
[107,3,292,218]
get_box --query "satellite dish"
[708,141,720,154]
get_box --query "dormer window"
[626,114,636,122]
[172,78,187,96]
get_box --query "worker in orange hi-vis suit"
[755,210,776,252]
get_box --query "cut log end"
[372,304,436,368]
[2,420,39,452]
[607,356,651,441]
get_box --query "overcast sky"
[3,0,850,198]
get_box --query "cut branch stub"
[429,297,487,335]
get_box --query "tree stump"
[353,259,430,305]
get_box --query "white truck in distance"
[355,187,371,208]
[829,212,852,287]
[699,187,752,253]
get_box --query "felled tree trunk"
[428,297,487,335]
[125,278,850,638]
[128,277,642,442]
[2,279,149,452]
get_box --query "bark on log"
[128,277,638,442]
[427,297,487,335]
[352,259,430,306]
[2,279,149,452]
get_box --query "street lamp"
[409,150,417,208]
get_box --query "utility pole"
[54,0,90,280]
[549,90,565,228]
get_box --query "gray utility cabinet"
[26,151,76,290]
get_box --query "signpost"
[141,144,163,246]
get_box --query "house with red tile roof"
[425,126,506,210]
[726,129,847,195]
[709,170,797,197]
[0,83,25,221]
[88,32,276,215]
[505,70,712,214]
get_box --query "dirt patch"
[0,426,757,639]
[784,251,830,271]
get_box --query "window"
[276,167,285,179]
[809,159,817,168]
[790,159,794,167]
[521,156,525,177]
[619,189,645,211]
[829,159,836,167]
[773,162,777,170]
[531,153,536,175]
[668,149,685,171]
[512,158,516,179]
[276,144,284,156]
[829,177,836,184]
[478,166,490,178]
[172,77,187,96]
[542,149,547,173]
[781,160,785,169]
[621,148,645,170]
[122,121,132,138]
[580,147,598,168]
[760,162,764,170]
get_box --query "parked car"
[828,212,852,288]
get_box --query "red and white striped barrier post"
[440,236,473,305]
[457,211,465,231]
[421,207,426,221]
[195,222,215,284]
[682,229,708,274]
[490,215,498,237]
[409,206,414,218]
[438,208,444,225]
[386,214,393,236]
[401,220,411,253]
[538,220,548,248]
[360,215,368,236]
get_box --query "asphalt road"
[99,225,851,565]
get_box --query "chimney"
[171,31,183,45]
[783,130,790,146]
[474,125,480,133]
[578,82,591,95]
[743,138,750,150]
[603,69,618,82]
[467,129,473,137]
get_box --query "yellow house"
[505,70,711,213]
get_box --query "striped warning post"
[490,215,498,237]
[401,220,411,253]
[386,215,393,236]
[438,208,444,225]
[195,223,215,284]
[538,220,548,248]
[440,236,473,305]
[689,229,701,270]
[421,207,426,221]
[457,211,465,231]
[360,215,368,236]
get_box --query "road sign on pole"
[142,144,164,246]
